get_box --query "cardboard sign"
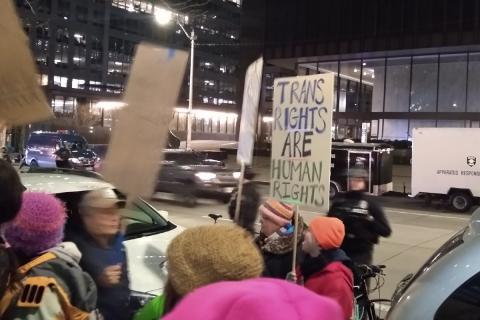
[237,57,263,165]
[102,44,188,198]
[270,74,334,211]
[0,0,52,126]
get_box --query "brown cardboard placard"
[0,0,52,126]
[102,43,188,198]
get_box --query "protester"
[298,216,353,320]
[162,278,344,320]
[228,167,260,235]
[0,192,98,319]
[135,225,264,319]
[328,167,392,266]
[0,159,25,224]
[255,199,305,279]
[71,188,130,320]
[0,160,26,299]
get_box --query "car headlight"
[233,171,241,179]
[69,158,81,164]
[130,290,156,308]
[195,172,217,181]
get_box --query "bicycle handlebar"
[357,264,386,279]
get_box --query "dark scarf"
[300,249,351,281]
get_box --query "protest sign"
[270,74,334,211]
[237,57,263,165]
[102,44,188,198]
[0,0,52,126]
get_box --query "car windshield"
[120,199,171,238]
[28,134,58,147]
[62,136,87,150]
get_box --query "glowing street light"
[155,7,195,150]
[154,7,173,26]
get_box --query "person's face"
[82,206,120,237]
[302,231,321,257]
[349,177,366,191]
[259,215,280,237]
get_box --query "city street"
[151,193,471,300]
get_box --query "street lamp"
[155,7,195,150]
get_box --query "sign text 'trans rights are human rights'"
[270,74,334,211]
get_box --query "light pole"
[155,8,195,150]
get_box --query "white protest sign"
[102,44,188,198]
[270,74,334,211]
[0,0,52,126]
[237,57,263,165]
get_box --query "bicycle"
[353,264,391,320]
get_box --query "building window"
[339,60,362,112]
[72,79,85,89]
[76,6,88,23]
[52,96,76,116]
[410,55,438,112]
[467,53,480,112]
[363,59,385,113]
[438,54,467,112]
[73,47,86,68]
[53,76,68,88]
[54,44,69,67]
[38,74,48,86]
[385,57,410,112]
[409,120,436,137]
[437,120,465,128]
[57,0,70,19]
[315,61,339,111]
[382,119,408,140]
[106,83,123,94]
[90,50,103,65]
[89,81,102,92]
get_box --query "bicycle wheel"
[369,299,391,320]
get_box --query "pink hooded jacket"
[163,278,343,320]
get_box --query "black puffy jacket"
[328,191,392,257]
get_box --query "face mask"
[277,223,294,236]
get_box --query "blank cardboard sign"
[0,0,52,126]
[102,44,188,198]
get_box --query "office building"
[9,0,241,149]
[242,0,480,142]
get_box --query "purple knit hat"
[4,192,67,257]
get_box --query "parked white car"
[387,208,480,319]
[20,168,184,306]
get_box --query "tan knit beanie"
[166,225,264,296]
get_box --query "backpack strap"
[17,252,57,275]
[0,252,57,317]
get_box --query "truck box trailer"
[330,142,394,198]
[412,128,480,212]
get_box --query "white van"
[412,128,480,212]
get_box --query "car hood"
[123,225,185,294]
[71,149,96,159]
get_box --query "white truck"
[412,128,480,212]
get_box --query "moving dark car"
[25,131,98,170]
[155,149,239,206]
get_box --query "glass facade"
[299,52,480,141]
